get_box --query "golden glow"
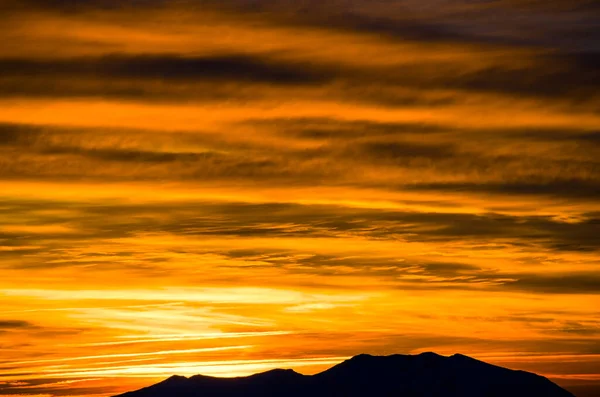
[0,1,599,396]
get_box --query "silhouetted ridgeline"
[113,352,575,397]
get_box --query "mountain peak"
[249,368,302,379]
[449,352,481,363]
[351,353,373,359]
[161,375,188,384]
[450,352,475,360]
[262,368,299,374]
[418,351,444,358]
[347,353,375,362]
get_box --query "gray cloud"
[0,54,329,85]
[208,0,600,51]
[39,146,222,164]
[0,320,33,330]
[504,273,600,294]
[3,120,596,200]
[3,200,600,249]
[355,141,458,161]
[0,49,597,106]
[404,180,600,201]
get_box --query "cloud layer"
[0,1,598,396]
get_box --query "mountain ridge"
[114,352,575,397]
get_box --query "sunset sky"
[0,0,599,396]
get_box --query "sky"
[0,0,599,396]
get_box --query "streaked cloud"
[0,0,598,396]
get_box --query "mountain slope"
[114,352,575,397]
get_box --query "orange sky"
[0,1,599,396]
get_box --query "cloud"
[39,147,221,164]
[0,123,45,146]
[1,52,596,103]
[0,54,329,85]
[249,118,449,140]
[554,321,600,336]
[0,1,599,396]
[2,200,600,258]
[355,141,457,161]
[405,180,600,201]
[195,0,600,50]
[3,0,171,12]
[3,115,598,196]
[0,320,33,330]
[504,273,600,294]
[0,54,336,101]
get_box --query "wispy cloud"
[0,0,598,396]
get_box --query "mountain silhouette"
[113,352,574,397]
